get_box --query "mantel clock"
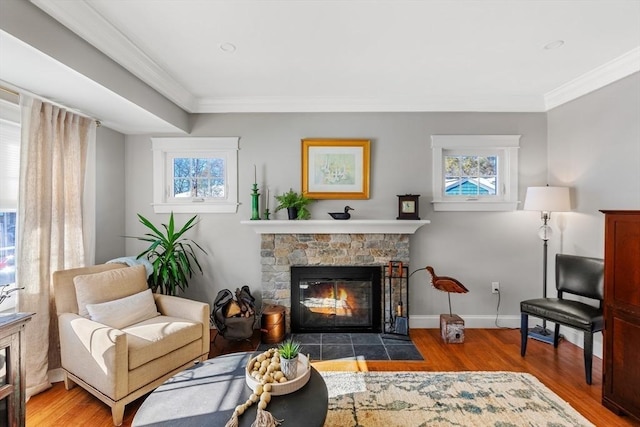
[397,194,420,220]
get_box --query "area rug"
[321,371,593,427]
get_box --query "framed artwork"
[302,138,370,199]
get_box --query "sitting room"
[0,1,638,426]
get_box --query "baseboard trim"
[48,368,65,383]
[409,314,520,329]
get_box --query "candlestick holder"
[250,183,261,220]
[263,208,271,220]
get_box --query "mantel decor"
[274,188,314,220]
[301,138,370,200]
[250,164,260,220]
[397,194,420,220]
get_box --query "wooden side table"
[0,312,34,427]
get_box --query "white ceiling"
[0,31,184,134]
[5,0,640,131]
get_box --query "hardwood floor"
[26,329,639,426]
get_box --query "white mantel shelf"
[240,219,430,234]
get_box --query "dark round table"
[132,352,328,427]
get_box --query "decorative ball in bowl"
[245,348,310,396]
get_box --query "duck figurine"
[328,206,354,220]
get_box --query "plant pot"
[287,207,298,220]
[280,355,298,380]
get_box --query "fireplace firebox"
[291,266,381,333]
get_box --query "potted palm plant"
[274,189,314,220]
[278,338,301,380]
[133,212,206,295]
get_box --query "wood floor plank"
[26,329,639,426]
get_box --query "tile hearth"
[257,333,423,361]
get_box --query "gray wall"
[546,71,640,355]
[115,71,640,359]
[95,126,126,263]
[124,112,549,328]
[548,72,640,251]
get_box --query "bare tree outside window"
[173,157,225,198]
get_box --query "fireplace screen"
[291,266,381,333]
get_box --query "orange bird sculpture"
[411,266,469,315]
[425,266,469,294]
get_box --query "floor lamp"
[523,186,570,344]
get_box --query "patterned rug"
[321,371,594,427]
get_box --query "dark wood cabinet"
[601,210,640,422]
[0,312,33,427]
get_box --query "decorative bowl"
[245,353,311,396]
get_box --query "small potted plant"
[274,189,314,220]
[278,338,301,380]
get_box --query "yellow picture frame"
[301,138,370,199]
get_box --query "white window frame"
[0,98,20,313]
[431,135,520,211]
[151,137,239,214]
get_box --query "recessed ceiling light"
[219,42,237,53]
[544,40,565,50]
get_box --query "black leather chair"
[520,253,604,384]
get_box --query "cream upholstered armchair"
[53,263,210,426]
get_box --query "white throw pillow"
[74,265,148,317]
[86,289,160,329]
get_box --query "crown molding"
[544,47,640,111]
[27,1,640,115]
[195,95,546,113]
[30,0,197,112]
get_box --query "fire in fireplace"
[290,266,381,333]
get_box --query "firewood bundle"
[235,286,256,318]
[222,285,256,318]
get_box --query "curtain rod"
[0,84,101,127]
[0,85,20,97]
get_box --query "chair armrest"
[58,313,128,399]
[153,294,211,356]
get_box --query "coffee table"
[132,352,328,427]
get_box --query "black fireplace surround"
[291,266,382,333]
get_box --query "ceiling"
[4,1,640,132]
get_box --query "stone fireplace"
[242,220,429,333]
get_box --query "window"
[0,212,16,288]
[151,137,239,213]
[444,153,498,196]
[0,98,20,312]
[171,156,226,199]
[431,135,520,211]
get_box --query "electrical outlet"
[491,281,500,294]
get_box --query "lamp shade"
[524,186,570,212]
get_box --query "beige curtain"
[17,97,95,399]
